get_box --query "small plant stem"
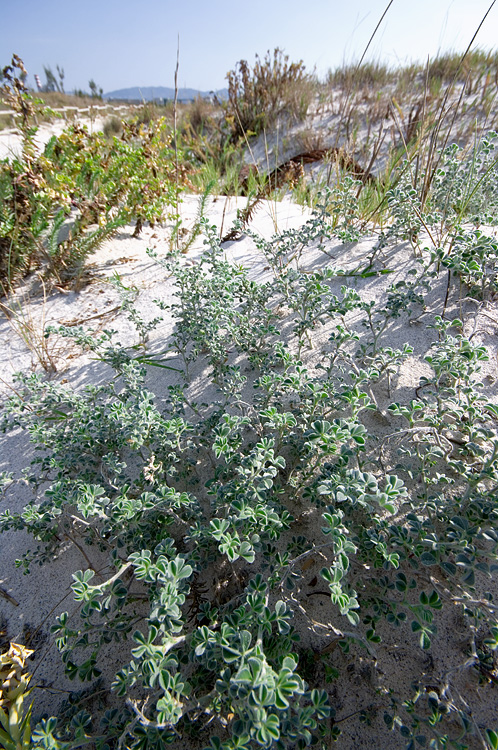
[233,104,258,170]
[89,561,133,593]
[355,1,395,74]
[173,34,180,250]
[0,586,19,606]
[333,706,380,725]
[64,530,102,577]
[441,269,452,319]
[278,541,334,590]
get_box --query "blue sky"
[1,0,497,94]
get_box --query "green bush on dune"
[0,56,184,290]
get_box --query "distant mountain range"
[103,86,228,102]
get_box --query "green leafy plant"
[3,40,498,750]
[0,642,35,750]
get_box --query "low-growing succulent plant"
[0,642,34,750]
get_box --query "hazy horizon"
[2,0,497,94]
